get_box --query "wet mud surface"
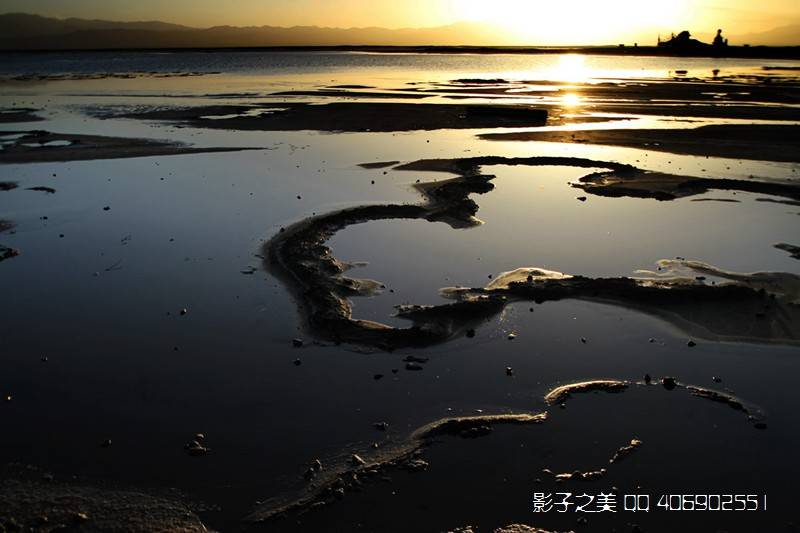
[101,102,551,132]
[0,130,260,164]
[479,124,800,163]
[0,107,43,123]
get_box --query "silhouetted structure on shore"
[658,29,728,54]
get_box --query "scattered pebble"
[184,438,210,456]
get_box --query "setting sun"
[454,0,688,44]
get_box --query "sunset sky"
[5,0,800,44]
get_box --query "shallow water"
[1,52,799,532]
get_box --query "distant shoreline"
[2,45,800,60]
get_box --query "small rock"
[405,362,424,371]
[292,338,304,348]
[404,458,430,471]
[179,308,188,316]
[103,206,110,211]
[507,333,516,340]
[293,358,302,366]
[687,340,696,347]
[351,454,366,466]
[580,337,587,344]
[374,421,389,431]
[712,376,722,383]
[506,366,514,376]
[662,376,677,390]
[373,374,384,380]
[644,373,651,384]
[101,439,112,448]
[184,440,209,456]
[576,196,587,202]
[466,328,476,338]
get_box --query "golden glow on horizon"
[454,0,689,44]
[5,0,799,45]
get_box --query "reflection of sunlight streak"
[561,92,582,107]
[555,54,588,83]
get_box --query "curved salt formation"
[264,155,800,350]
[248,378,766,524]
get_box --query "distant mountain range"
[0,13,508,50]
[0,13,797,50]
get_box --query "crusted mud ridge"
[249,378,765,525]
[247,411,549,523]
[264,155,800,350]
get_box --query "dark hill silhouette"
[0,14,502,49]
[0,13,191,40]
[0,13,798,52]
